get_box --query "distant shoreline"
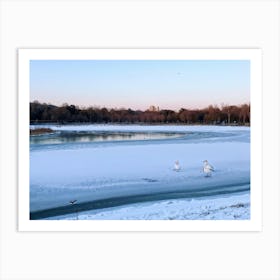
[30,122,250,127]
[30,128,54,135]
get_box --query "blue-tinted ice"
[30,125,250,219]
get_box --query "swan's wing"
[208,164,214,171]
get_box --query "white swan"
[174,160,181,171]
[203,160,214,177]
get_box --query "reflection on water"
[30,131,184,145]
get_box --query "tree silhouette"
[30,102,250,125]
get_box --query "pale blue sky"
[30,60,250,111]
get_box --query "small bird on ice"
[173,160,181,171]
[69,200,77,205]
[203,160,214,177]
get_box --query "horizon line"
[30,100,250,112]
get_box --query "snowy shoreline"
[31,123,250,132]
[47,191,250,220]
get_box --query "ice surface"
[30,125,250,220]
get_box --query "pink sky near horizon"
[30,60,250,111]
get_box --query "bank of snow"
[48,192,250,220]
[31,124,250,133]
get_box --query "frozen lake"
[30,124,250,220]
[30,131,184,145]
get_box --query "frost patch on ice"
[142,178,158,183]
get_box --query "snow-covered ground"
[30,123,249,132]
[30,124,250,220]
[48,192,250,220]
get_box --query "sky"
[30,60,250,111]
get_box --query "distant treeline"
[30,101,250,125]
